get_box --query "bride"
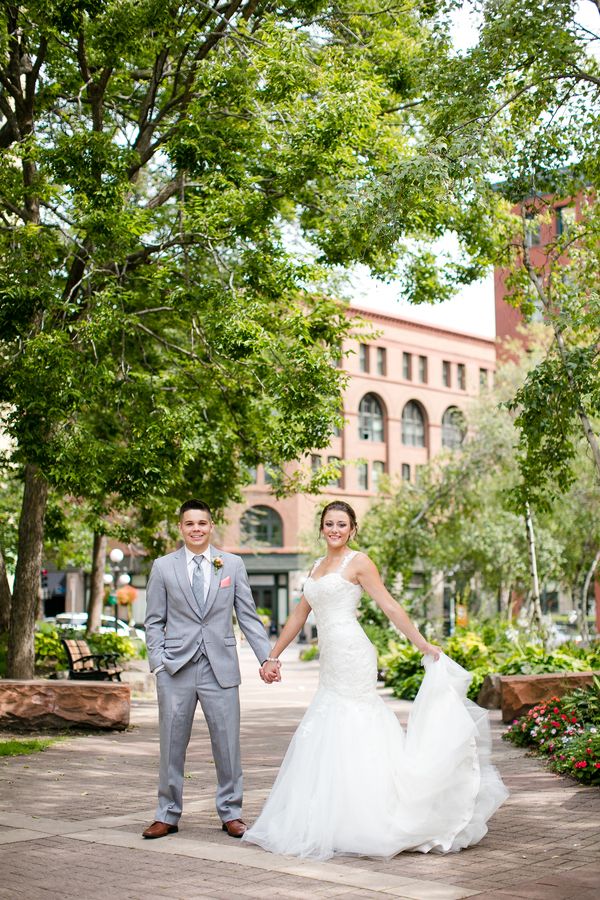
[242,500,508,861]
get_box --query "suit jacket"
[145,545,271,687]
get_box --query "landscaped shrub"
[86,631,139,660]
[380,641,425,700]
[504,677,600,786]
[34,624,68,670]
[498,644,591,676]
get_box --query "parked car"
[43,612,145,641]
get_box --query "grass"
[0,738,55,757]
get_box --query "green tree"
[0,2,467,676]
[422,0,600,499]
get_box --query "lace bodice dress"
[243,552,508,861]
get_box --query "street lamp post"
[107,548,131,633]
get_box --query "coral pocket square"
[219,576,231,588]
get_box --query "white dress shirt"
[185,545,211,603]
[152,547,212,674]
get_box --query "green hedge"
[378,625,600,702]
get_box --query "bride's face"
[321,511,353,549]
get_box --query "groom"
[142,499,276,840]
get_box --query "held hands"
[259,659,282,684]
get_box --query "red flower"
[586,748,592,754]
[571,717,577,723]
[595,763,600,769]
[553,707,559,714]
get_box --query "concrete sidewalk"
[1,644,599,900]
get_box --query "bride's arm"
[354,554,440,659]
[261,597,312,682]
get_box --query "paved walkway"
[1,644,599,900]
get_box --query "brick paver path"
[1,644,598,899]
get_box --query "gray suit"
[145,545,271,825]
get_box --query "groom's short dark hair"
[179,499,212,519]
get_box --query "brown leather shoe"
[142,820,179,839]
[222,818,247,838]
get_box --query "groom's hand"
[260,660,281,683]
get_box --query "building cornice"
[348,305,496,347]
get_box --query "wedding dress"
[242,552,508,861]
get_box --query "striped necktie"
[192,555,205,613]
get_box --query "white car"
[46,613,145,641]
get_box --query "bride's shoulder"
[349,550,373,569]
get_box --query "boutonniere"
[212,556,224,572]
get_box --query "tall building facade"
[495,192,581,347]
[218,305,496,628]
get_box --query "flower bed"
[503,677,600,786]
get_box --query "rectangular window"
[525,212,541,247]
[327,455,342,488]
[359,344,369,372]
[442,360,451,387]
[311,454,321,472]
[479,368,488,389]
[358,462,369,491]
[372,461,385,490]
[418,355,428,383]
[556,205,576,236]
[401,463,411,481]
[402,352,412,380]
[376,347,386,376]
[457,363,466,391]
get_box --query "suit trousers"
[155,653,242,825]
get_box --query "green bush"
[299,644,319,661]
[380,640,424,700]
[86,631,139,660]
[498,644,591,676]
[34,624,68,669]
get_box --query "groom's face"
[179,509,214,553]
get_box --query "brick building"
[217,305,496,628]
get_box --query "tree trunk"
[7,464,49,678]
[0,547,11,633]
[579,549,600,646]
[87,532,107,635]
[524,502,547,641]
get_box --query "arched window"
[401,401,426,447]
[358,393,384,442]
[240,506,283,547]
[442,407,465,449]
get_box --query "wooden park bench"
[62,638,123,682]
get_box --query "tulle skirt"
[242,653,508,860]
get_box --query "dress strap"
[338,550,357,574]
[308,556,324,578]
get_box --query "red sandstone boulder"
[499,671,598,723]
[0,680,130,731]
